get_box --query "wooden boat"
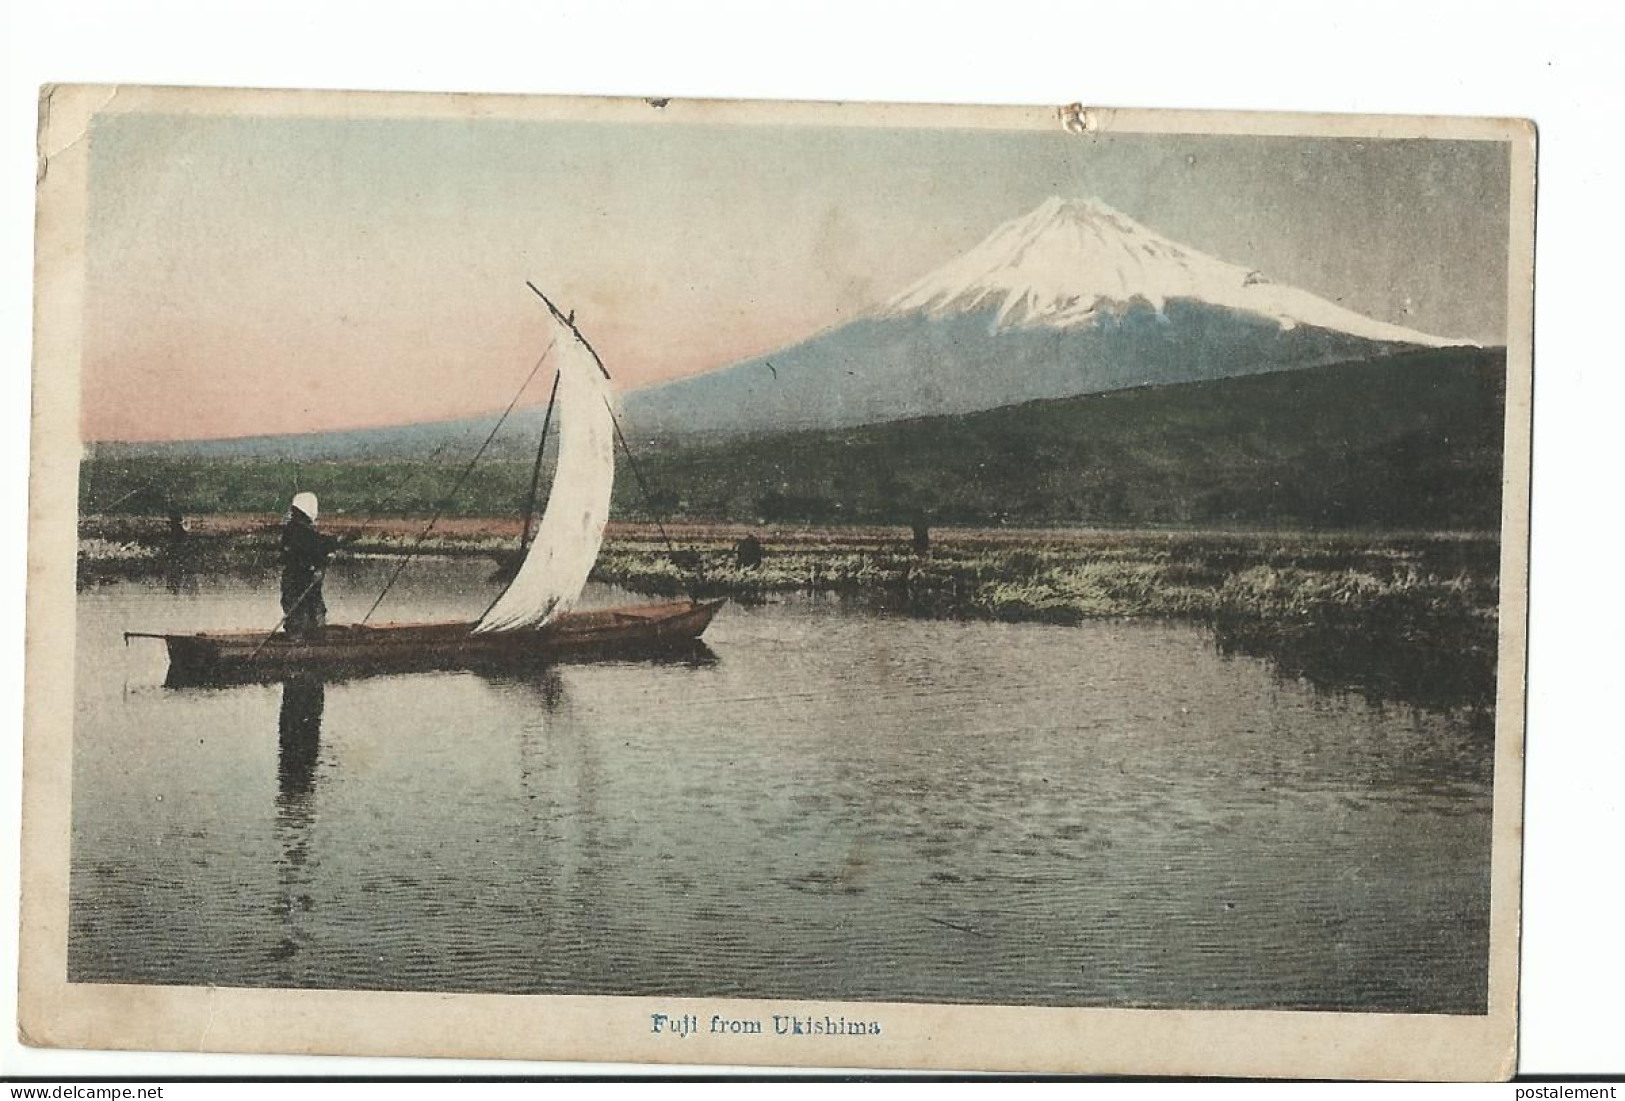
[131,600,723,686]
[132,287,721,686]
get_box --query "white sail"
[474,326,617,632]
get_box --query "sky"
[83,114,1511,441]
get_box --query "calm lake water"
[70,557,1493,1013]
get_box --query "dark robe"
[280,508,338,634]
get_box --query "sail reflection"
[490,665,568,711]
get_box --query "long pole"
[247,570,327,660]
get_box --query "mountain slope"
[624,196,1475,437]
[632,346,1507,530]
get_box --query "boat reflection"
[163,638,719,690]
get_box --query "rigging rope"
[249,350,551,654]
[523,282,708,597]
[471,368,562,626]
[366,436,457,515]
[606,405,708,592]
[356,335,559,625]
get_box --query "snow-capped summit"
[880,195,1473,348]
[622,194,1484,436]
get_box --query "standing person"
[281,492,338,635]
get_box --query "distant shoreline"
[76,511,1504,545]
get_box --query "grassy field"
[79,515,1501,717]
[82,348,1507,531]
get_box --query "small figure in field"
[281,492,339,636]
[166,509,188,544]
[735,534,763,569]
[911,518,931,557]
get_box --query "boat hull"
[132,600,724,686]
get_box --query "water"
[70,558,1493,1013]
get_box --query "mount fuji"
[625,196,1478,437]
[112,196,1484,463]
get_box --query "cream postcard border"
[21,85,1536,1079]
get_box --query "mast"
[519,370,562,548]
[526,282,612,380]
[523,282,705,592]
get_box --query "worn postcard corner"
[21,85,1534,1080]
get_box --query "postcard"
[22,86,1534,1078]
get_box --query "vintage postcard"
[22,86,1534,1078]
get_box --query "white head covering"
[290,491,319,523]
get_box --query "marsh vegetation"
[80,515,1499,717]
